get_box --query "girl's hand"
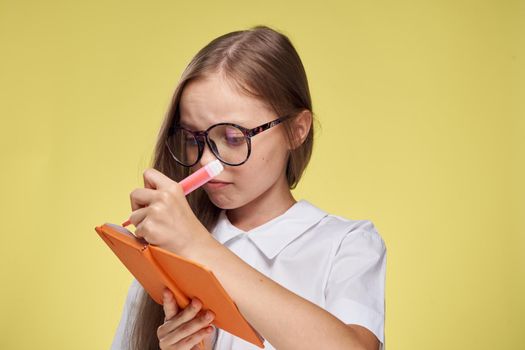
[128,168,211,255]
[158,288,216,350]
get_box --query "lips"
[205,180,232,189]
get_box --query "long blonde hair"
[128,25,317,349]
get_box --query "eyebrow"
[178,121,195,129]
[179,119,248,130]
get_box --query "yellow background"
[1,0,523,349]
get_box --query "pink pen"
[121,159,224,227]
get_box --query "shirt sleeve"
[324,223,387,349]
[110,278,143,350]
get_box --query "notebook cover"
[95,223,265,348]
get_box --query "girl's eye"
[224,129,245,146]
[225,135,245,146]
[185,137,198,146]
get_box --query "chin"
[206,191,253,211]
[206,192,238,210]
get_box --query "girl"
[111,25,386,350]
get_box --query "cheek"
[204,137,288,208]
[237,137,288,181]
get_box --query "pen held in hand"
[121,159,224,227]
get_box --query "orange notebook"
[95,222,265,348]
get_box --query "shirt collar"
[211,199,328,259]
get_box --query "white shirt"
[111,199,387,350]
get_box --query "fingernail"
[163,289,171,300]
[191,298,200,308]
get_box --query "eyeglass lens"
[167,125,249,166]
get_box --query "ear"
[289,109,312,150]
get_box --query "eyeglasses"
[165,114,292,167]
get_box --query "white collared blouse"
[110,199,387,350]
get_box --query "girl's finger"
[183,326,215,350]
[161,309,214,348]
[128,206,148,228]
[193,325,216,350]
[130,188,156,211]
[162,288,178,321]
[143,167,172,191]
[160,298,204,336]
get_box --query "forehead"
[178,73,273,130]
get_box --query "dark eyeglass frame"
[165,114,292,167]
